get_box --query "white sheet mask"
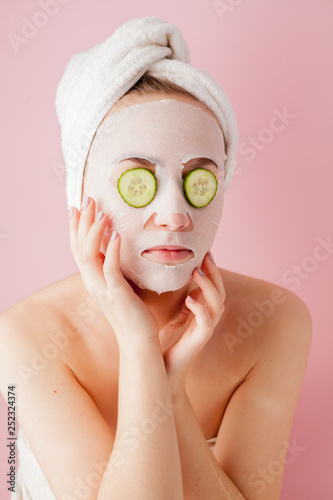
[84,99,226,294]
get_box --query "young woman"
[0,22,312,500]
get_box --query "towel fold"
[55,16,239,210]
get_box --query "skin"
[80,91,227,348]
[0,92,313,499]
[81,91,226,333]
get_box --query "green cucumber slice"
[117,168,157,208]
[183,168,218,207]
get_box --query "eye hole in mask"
[117,167,218,208]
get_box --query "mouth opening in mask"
[141,245,195,265]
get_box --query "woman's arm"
[160,256,246,500]
[168,289,312,500]
[97,336,183,499]
[0,309,183,500]
[0,310,116,500]
[170,386,245,500]
[66,200,183,498]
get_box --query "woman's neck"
[70,271,198,354]
[126,277,197,329]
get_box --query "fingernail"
[83,195,90,209]
[96,210,103,222]
[209,251,215,263]
[69,207,73,218]
[111,230,118,241]
[197,267,205,277]
[187,295,195,303]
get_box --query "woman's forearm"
[97,337,183,500]
[170,386,245,500]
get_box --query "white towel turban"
[55,16,239,210]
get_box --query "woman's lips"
[145,245,191,251]
[142,247,194,264]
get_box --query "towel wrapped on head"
[55,16,239,210]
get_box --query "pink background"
[1,0,332,498]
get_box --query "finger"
[77,196,96,245]
[69,206,80,255]
[187,287,202,303]
[201,252,226,300]
[103,230,128,296]
[77,212,110,291]
[192,267,225,320]
[70,201,107,294]
[103,230,120,274]
[185,297,214,340]
[82,209,109,262]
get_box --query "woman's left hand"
[160,252,226,393]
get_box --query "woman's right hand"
[69,196,159,347]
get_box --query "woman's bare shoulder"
[0,275,81,397]
[217,266,311,351]
[0,276,72,326]
[0,273,84,350]
[218,266,308,310]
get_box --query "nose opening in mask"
[152,211,192,231]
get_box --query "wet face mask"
[84,98,226,294]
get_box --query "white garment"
[12,426,217,498]
[207,436,217,451]
[11,427,56,500]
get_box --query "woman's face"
[83,93,226,294]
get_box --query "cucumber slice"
[117,168,157,208]
[183,168,218,207]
